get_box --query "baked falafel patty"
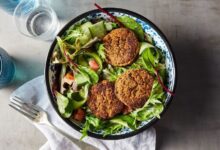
[103,28,139,67]
[115,69,154,109]
[87,80,124,119]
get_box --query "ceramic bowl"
[45,8,177,139]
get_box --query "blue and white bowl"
[45,8,177,140]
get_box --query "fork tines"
[9,96,39,121]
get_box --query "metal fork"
[9,96,78,142]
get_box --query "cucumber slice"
[89,21,107,39]
[79,22,93,45]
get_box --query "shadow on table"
[155,27,218,149]
[8,58,44,89]
[49,0,113,21]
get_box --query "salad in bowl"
[45,8,176,139]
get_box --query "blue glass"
[0,47,15,87]
[0,0,20,14]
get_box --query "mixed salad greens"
[51,15,167,139]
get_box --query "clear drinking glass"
[0,47,15,88]
[13,0,59,41]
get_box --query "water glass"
[13,0,59,41]
[0,0,21,14]
[0,47,15,88]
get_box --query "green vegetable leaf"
[103,65,127,81]
[56,88,89,118]
[148,80,165,102]
[139,42,155,55]
[89,21,107,39]
[103,124,124,137]
[96,43,106,60]
[75,68,91,86]
[55,91,73,118]
[110,115,137,130]
[80,115,104,140]
[117,16,144,41]
[83,52,103,73]
[104,21,118,31]
[131,103,164,121]
[144,33,154,44]
[77,65,99,84]
[75,65,99,86]
[64,22,92,46]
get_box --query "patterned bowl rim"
[45,8,177,140]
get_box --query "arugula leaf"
[117,16,144,41]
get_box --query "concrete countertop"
[0,0,220,149]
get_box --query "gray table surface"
[0,0,220,149]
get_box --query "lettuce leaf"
[110,115,137,130]
[131,80,165,121]
[103,65,127,81]
[56,85,89,118]
[75,65,99,85]
[117,16,144,41]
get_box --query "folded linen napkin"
[10,76,156,150]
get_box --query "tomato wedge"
[89,59,99,71]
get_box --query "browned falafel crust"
[103,28,139,66]
[115,69,154,109]
[87,80,124,119]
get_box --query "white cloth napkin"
[10,76,156,150]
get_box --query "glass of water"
[13,0,59,41]
[0,47,15,88]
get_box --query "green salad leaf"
[103,65,127,81]
[80,115,104,140]
[64,21,92,46]
[139,42,155,54]
[56,84,90,118]
[96,43,106,60]
[55,91,73,118]
[102,124,124,137]
[131,103,164,121]
[75,65,99,86]
[117,16,144,41]
[89,21,107,39]
[83,52,103,73]
[78,65,99,84]
[104,21,118,31]
[53,19,169,140]
[110,115,137,130]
